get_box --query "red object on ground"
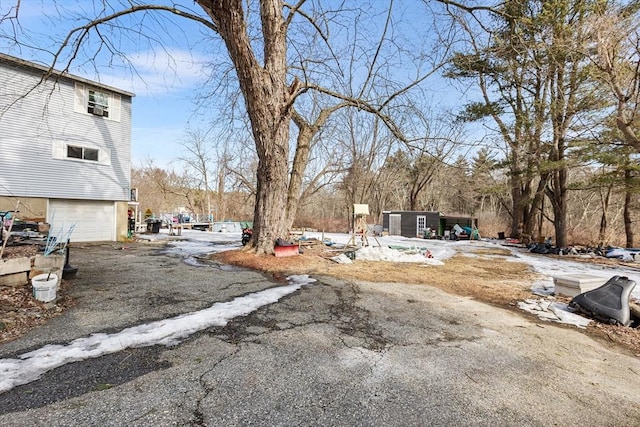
[274,244,299,257]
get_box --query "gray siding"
[0,58,132,201]
[382,211,440,237]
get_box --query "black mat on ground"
[569,275,636,326]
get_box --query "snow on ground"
[302,231,639,295]
[0,274,316,393]
[283,230,639,328]
[141,228,640,302]
[3,228,635,394]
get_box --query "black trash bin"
[146,219,161,233]
[498,231,505,240]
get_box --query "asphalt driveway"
[0,240,639,426]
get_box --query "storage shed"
[382,211,477,238]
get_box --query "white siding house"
[0,53,134,242]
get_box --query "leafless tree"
[177,128,214,221]
[133,160,198,217]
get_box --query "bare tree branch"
[46,4,218,78]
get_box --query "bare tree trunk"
[217,161,226,221]
[537,195,544,241]
[509,164,524,239]
[286,125,313,231]
[547,166,568,248]
[624,169,635,248]
[285,108,338,231]
[199,1,293,254]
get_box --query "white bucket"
[32,273,58,302]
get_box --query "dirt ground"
[0,245,76,343]
[1,240,639,358]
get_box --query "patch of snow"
[517,299,591,329]
[531,280,555,296]
[331,254,353,264]
[355,246,437,264]
[0,275,315,393]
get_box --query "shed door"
[416,215,426,237]
[48,199,115,242]
[389,214,401,236]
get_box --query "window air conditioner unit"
[92,106,104,116]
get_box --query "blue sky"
[103,48,211,168]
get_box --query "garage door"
[48,199,115,242]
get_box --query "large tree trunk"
[624,169,635,248]
[199,0,292,254]
[547,167,568,248]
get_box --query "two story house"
[0,53,134,242]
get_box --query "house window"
[87,89,109,117]
[67,145,100,162]
[53,140,111,165]
[74,83,121,121]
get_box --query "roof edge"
[0,52,135,97]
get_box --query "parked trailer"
[180,222,210,231]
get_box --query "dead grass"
[213,246,536,306]
[212,244,640,357]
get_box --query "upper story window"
[74,83,121,122]
[87,89,109,117]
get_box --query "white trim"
[110,93,121,122]
[100,147,112,165]
[73,82,86,114]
